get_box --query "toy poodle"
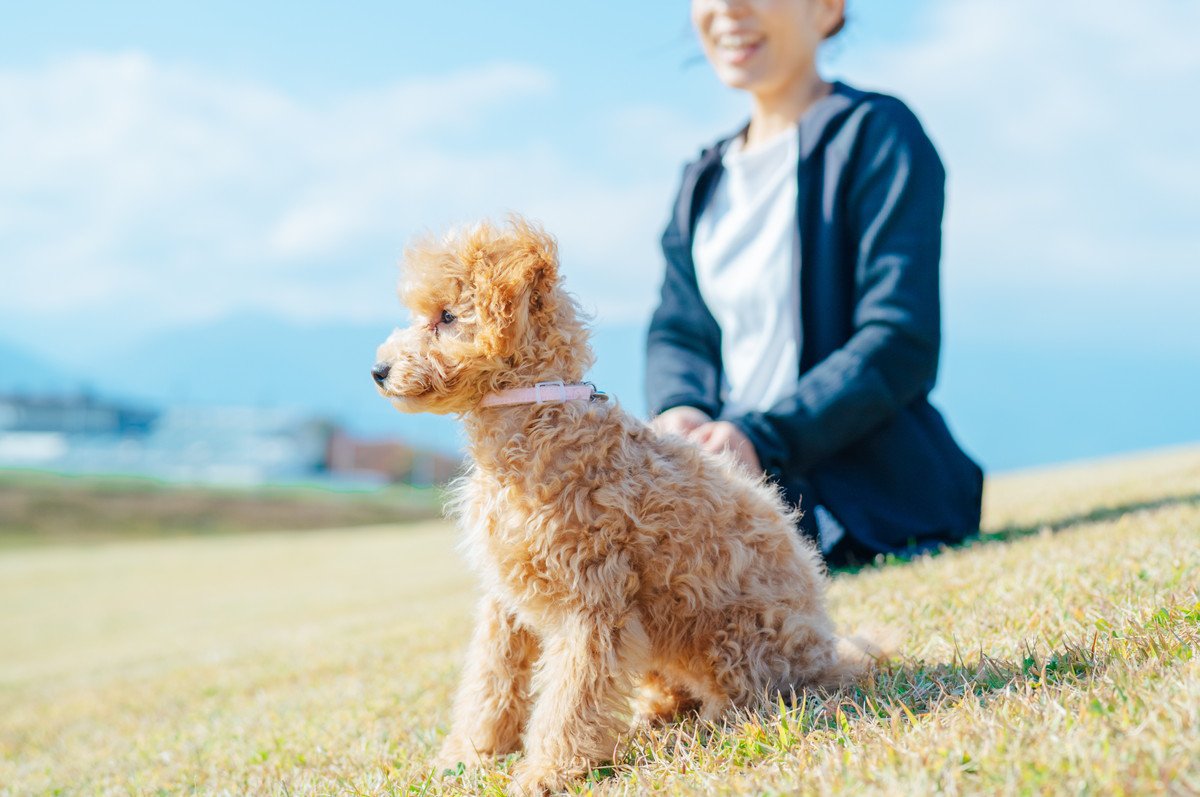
[372,216,878,795]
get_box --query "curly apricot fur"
[373,216,880,795]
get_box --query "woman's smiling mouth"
[714,32,765,66]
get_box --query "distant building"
[0,391,157,470]
[0,391,156,435]
[326,430,462,487]
[127,405,333,484]
[0,391,457,487]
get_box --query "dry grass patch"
[0,469,442,545]
[2,446,1198,795]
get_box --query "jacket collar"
[676,82,871,243]
[709,81,867,162]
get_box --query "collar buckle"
[533,380,568,404]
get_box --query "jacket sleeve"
[645,167,724,419]
[732,101,946,476]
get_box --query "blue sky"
[2,1,1199,471]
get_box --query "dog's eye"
[440,310,456,325]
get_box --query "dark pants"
[779,474,874,569]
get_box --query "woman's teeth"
[717,33,760,49]
[715,33,763,62]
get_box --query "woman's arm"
[645,169,725,421]
[731,101,946,476]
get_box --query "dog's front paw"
[508,757,582,796]
[435,736,495,774]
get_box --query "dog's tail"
[818,627,899,689]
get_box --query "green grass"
[0,468,444,545]
[2,445,1199,795]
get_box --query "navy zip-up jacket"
[646,82,983,555]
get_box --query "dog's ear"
[472,217,559,359]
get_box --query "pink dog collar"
[479,380,604,408]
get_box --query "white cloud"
[830,0,1200,351]
[3,1,1197,362]
[840,1,1200,280]
[0,51,704,347]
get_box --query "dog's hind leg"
[512,610,650,795]
[436,594,539,770]
[700,605,841,718]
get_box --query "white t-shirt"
[692,125,800,417]
[692,127,847,554]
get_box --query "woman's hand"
[651,406,712,438]
[688,421,762,472]
[652,409,762,472]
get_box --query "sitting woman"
[647,0,983,564]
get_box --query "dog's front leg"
[511,611,649,796]
[437,594,539,771]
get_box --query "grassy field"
[2,445,1198,795]
[0,469,443,546]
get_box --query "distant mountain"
[4,316,1200,473]
[80,312,650,454]
[82,312,447,450]
[0,338,73,392]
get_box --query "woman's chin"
[713,63,771,94]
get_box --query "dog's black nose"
[371,362,391,385]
